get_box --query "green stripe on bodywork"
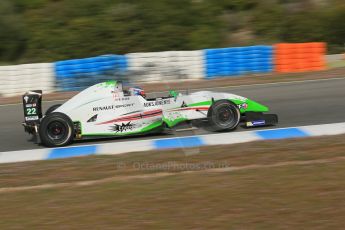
[244,99,269,112]
[187,101,212,107]
[162,117,188,128]
[140,120,163,132]
[229,98,269,113]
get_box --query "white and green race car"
[22,81,278,147]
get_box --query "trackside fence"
[0,42,329,97]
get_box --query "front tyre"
[39,112,74,147]
[208,100,240,131]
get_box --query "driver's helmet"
[129,87,146,98]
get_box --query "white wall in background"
[126,50,205,83]
[0,63,55,97]
[326,54,344,62]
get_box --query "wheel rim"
[214,104,238,128]
[47,121,67,141]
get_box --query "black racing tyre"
[45,104,62,115]
[207,100,240,131]
[39,112,74,147]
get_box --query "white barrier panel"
[326,54,343,63]
[0,63,55,97]
[126,50,205,83]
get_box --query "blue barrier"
[204,45,273,78]
[55,55,128,91]
[53,46,273,90]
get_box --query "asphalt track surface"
[1,77,345,152]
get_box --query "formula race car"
[22,81,278,147]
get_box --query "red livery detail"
[97,109,163,125]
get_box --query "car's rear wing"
[22,90,43,135]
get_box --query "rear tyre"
[39,112,74,147]
[45,104,62,115]
[207,100,240,131]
